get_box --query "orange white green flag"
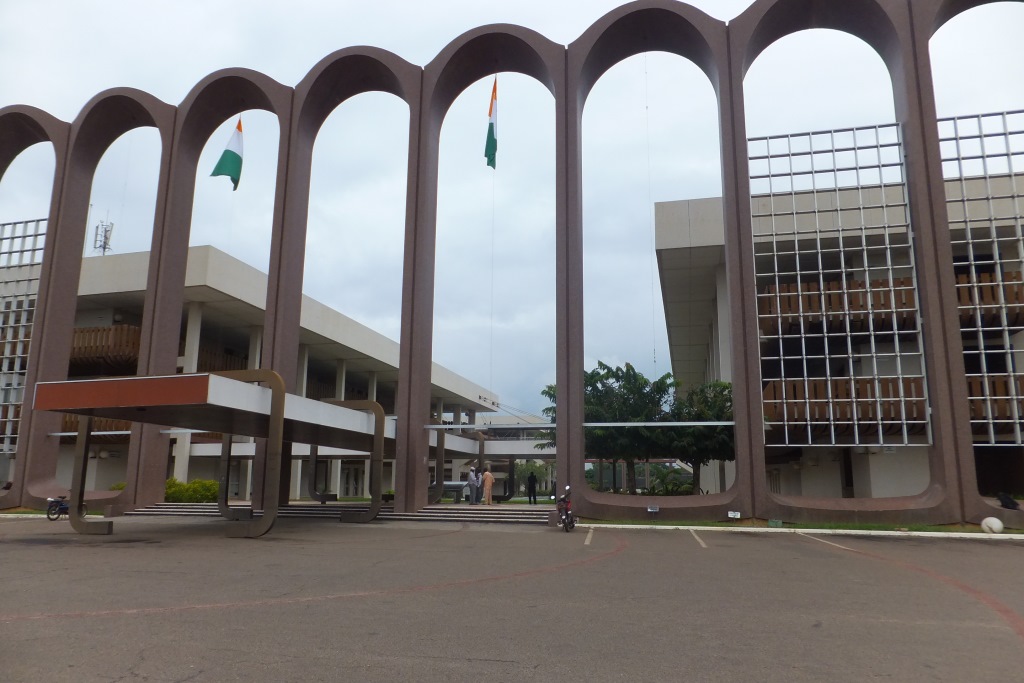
[484,77,497,169]
[211,117,243,190]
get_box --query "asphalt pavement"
[2,515,1023,682]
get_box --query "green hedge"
[165,478,219,503]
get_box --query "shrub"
[165,478,218,503]
[109,482,127,491]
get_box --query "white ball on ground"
[981,516,1004,534]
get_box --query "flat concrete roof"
[73,245,497,413]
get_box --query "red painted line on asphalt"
[800,533,1024,644]
[0,533,630,623]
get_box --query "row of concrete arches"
[0,0,1016,525]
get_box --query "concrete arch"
[734,0,904,79]
[911,0,1024,531]
[262,48,423,506]
[143,68,292,380]
[270,49,420,378]
[0,106,68,509]
[58,89,176,383]
[2,1,1014,523]
[571,0,725,103]
[174,69,291,165]
[137,70,294,509]
[728,0,972,525]
[295,46,419,140]
[425,24,562,117]
[0,106,67,180]
[921,0,1023,36]
[16,89,175,508]
[65,89,174,176]
[394,25,565,512]
[563,2,738,521]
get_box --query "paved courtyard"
[2,515,1023,682]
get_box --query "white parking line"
[690,529,708,548]
[584,528,594,546]
[798,532,856,551]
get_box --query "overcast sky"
[0,1,1022,418]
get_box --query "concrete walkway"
[2,515,1023,681]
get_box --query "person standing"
[482,466,495,505]
[467,466,479,505]
[527,472,538,504]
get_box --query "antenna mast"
[93,218,114,255]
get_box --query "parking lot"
[2,515,1023,682]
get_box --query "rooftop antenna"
[93,211,114,255]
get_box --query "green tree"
[539,361,677,495]
[514,460,551,496]
[646,462,691,495]
[659,381,734,495]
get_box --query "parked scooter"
[556,485,575,531]
[46,495,84,521]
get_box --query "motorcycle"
[556,485,575,532]
[46,495,84,521]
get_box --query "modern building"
[657,109,1024,504]
[1,0,1019,527]
[0,236,547,505]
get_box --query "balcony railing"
[69,324,141,375]
[762,377,928,441]
[757,277,918,335]
[967,375,1024,435]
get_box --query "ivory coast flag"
[484,77,497,169]
[211,117,243,190]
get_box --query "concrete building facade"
[657,110,1024,517]
[0,0,1020,528]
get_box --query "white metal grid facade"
[0,219,45,480]
[749,124,930,447]
[942,110,1024,445]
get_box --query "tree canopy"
[538,362,734,494]
[658,380,734,494]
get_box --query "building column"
[243,459,252,501]
[182,302,202,373]
[296,344,309,397]
[248,326,262,370]
[293,345,310,501]
[85,450,98,491]
[367,371,378,402]
[171,437,190,482]
[173,303,203,482]
[451,403,463,433]
[716,264,732,381]
[335,359,347,400]
[291,459,302,501]
[330,359,346,499]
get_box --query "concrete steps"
[125,502,552,525]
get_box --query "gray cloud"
[1,0,1022,417]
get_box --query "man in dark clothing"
[527,472,538,504]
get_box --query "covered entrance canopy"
[33,370,386,537]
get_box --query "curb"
[578,523,1024,540]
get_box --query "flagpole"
[490,162,496,397]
